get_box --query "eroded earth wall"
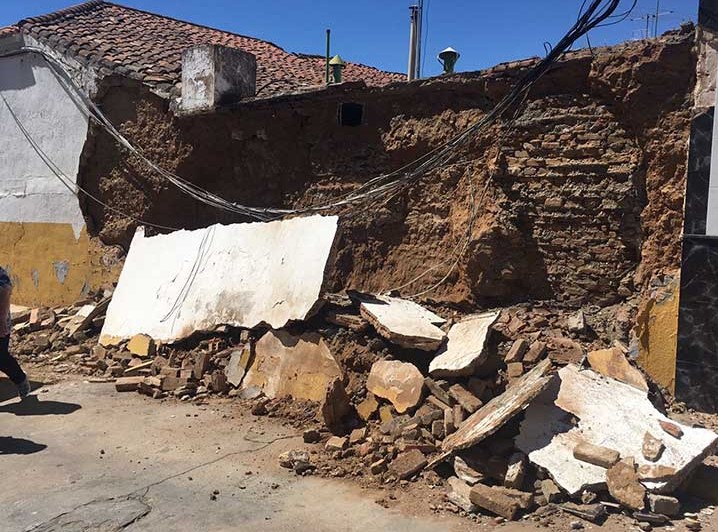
[78,30,695,323]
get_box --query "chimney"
[180,44,256,112]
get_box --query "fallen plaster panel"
[359,295,446,351]
[516,365,718,495]
[429,311,500,377]
[242,329,342,402]
[100,216,338,343]
[442,359,552,452]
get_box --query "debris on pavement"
[9,236,718,530]
[516,365,718,495]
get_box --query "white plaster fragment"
[429,310,499,377]
[516,365,718,495]
[359,295,446,351]
[100,215,338,343]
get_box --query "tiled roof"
[17,1,403,98]
[0,25,19,37]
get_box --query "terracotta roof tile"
[0,25,19,37]
[17,1,403,98]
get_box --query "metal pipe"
[415,0,423,79]
[325,29,331,85]
[407,5,418,81]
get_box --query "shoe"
[16,378,31,398]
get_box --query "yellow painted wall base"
[635,274,680,394]
[0,221,120,307]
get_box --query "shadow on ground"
[0,436,47,455]
[0,378,45,402]
[0,395,81,416]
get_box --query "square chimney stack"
[180,44,256,112]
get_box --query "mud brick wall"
[77,30,695,310]
[494,97,642,305]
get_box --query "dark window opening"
[338,102,364,127]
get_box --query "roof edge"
[19,0,105,26]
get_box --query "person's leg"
[0,336,27,385]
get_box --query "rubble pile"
[10,287,718,529]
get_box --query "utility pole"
[407,2,424,81]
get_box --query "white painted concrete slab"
[100,216,338,343]
[359,295,446,351]
[516,365,718,495]
[429,310,499,377]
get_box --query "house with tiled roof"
[0,0,402,304]
[3,0,401,100]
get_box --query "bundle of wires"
[1,0,635,225]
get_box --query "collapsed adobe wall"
[77,29,695,310]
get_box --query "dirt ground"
[1,374,716,532]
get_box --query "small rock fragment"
[389,449,427,480]
[642,432,665,462]
[446,477,477,513]
[366,360,424,413]
[356,394,379,421]
[659,420,684,439]
[325,436,348,452]
[540,479,562,503]
[302,429,321,444]
[647,493,680,516]
[448,384,482,414]
[572,441,620,468]
[370,458,388,475]
[453,455,485,485]
[278,449,310,470]
[567,310,586,333]
[127,334,156,357]
[320,377,352,434]
[523,341,547,364]
[504,452,526,490]
[505,339,528,363]
[606,459,645,510]
[469,484,521,521]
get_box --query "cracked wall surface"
[0,37,118,305]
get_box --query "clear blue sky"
[1,0,698,76]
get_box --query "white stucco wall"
[0,48,89,238]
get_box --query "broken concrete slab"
[366,359,424,414]
[359,295,446,351]
[100,216,338,344]
[241,329,342,402]
[224,347,252,387]
[516,365,718,496]
[428,311,499,377]
[442,359,552,452]
[587,347,648,392]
